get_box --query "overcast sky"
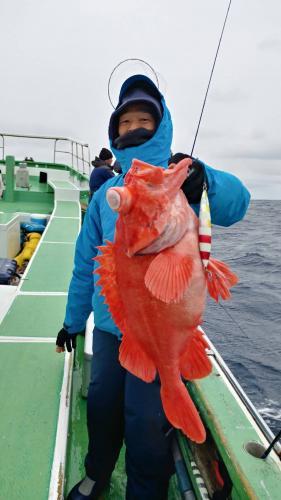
[1,0,280,199]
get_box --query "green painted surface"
[65,337,92,495]
[0,295,67,337]
[21,242,75,292]
[187,370,281,498]
[0,199,54,214]
[0,343,65,500]
[0,212,17,224]
[65,337,128,499]
[54,201,80,218]
[44,217,80,243]
[51,180,76,189]
[65,338,181,499]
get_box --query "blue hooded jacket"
[64,75,250,336]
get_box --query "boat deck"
[0,185,80,499]
[0,169,280,499]
[0,174,54,214]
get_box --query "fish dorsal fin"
[94,241,127,333]
[95,241,157,383]
[144,248,194,303]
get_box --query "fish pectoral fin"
[206,257,238,302]
[119,334,156,383]
[180,329,212,380]
[144,250,194,303]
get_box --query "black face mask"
[113,128,155,150]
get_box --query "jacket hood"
[109,75,173,173]
[92,157,111,168]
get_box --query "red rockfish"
[95,158,238,443]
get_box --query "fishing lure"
[199,183,211,269]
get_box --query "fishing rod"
[191,0,233,156]
[261,429,281,460]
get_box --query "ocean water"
[204,200,281,434]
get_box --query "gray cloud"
[258,38,281,51]
[0,0,280,199]
[218,146,281,161]
[210,88,249,103]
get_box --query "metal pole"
[3,155,15,202]
[0,134,4,160]
[81,145,85,175]
[75,142,79,172]
[54,139,57,164]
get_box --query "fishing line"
[217,300,249,338]
[191,0,233,156]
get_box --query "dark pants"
[85,327,174,500]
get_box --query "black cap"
[99,148,113,161]
[109,75,163,142]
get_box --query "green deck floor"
[0,343,65,500]
[0,175,54,213]
[0,212,18,224]
[44,217,80,243]
[65,338,181,500]
[54,201,80,218]
[0,194,81,498]
[0,199,54,214]
[20,242,75,292]
[0,295,67,338]
[50,180,77,190]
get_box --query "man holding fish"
[56,74,250,500]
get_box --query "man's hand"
[168,153,207,204]
[181,158,206,204]
[56,328,77,353]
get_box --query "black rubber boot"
[66,476,109,500]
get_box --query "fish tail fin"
[180,329,212,380]
[160,379,206,443]
[206,257,238,302]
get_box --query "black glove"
[181,158,207,204]
[56,327,77,352]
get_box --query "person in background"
[89,148,114,200]
[56,74,250,500]
[113,159,122,174]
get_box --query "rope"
[191,0,233,156]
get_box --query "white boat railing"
[204,333,281,457]
[0,132,91,176]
